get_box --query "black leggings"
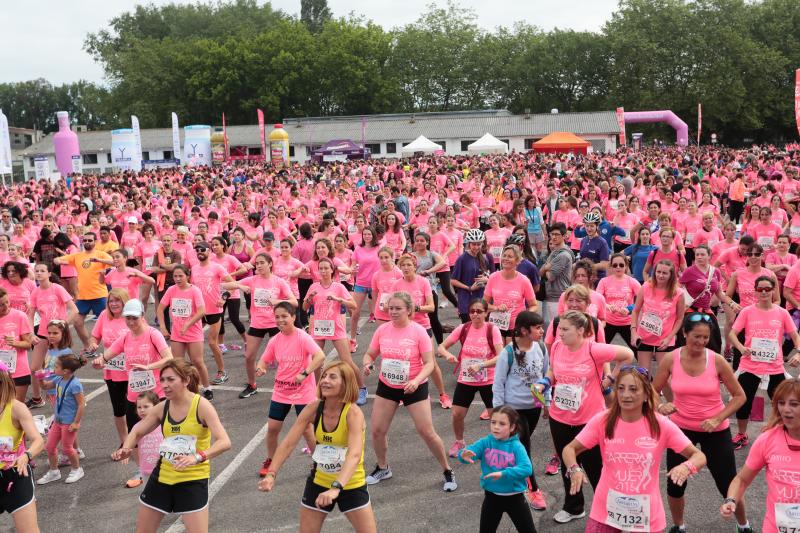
[604,323,634,350]
[437,271,458,307]
[728,200,744,224]
[516,407,542,492]
[297,278,313,328]
[105,379,128,419]
[736,371,785,420]
[157,285,174,333]
[667,427,736,498]
[428,292,443,344]
[479,491,537,533]
[220,298,246,338]
[550,417,602,514]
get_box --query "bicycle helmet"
[464,229,485,244]
[583,212,601,225]
[506,234,526,247]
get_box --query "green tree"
[301,0,332,34]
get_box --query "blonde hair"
[562,284,591,303]
[107,288,130,318]
[388,291,414,317]
[316,361,359,404]
[0,368,14,408]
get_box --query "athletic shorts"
[13,375,31,387]
[202,313,223,326]
[105,379,128,418]
[76,298,107,317]
[353,285,372,296]
[268,401,305,422]
[139,472,209,515]
[636,341,675,353]
[301,477,370,514]
[341,282,353,292]
[452,383,493,409]
[0,465,35,514]
[247,327,279,338]
[375,380,428,406]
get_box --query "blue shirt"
[624,244,658,283]
[575,222,626,249]
[52,375,83,425]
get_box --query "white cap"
[122,299,144,318]
[127,216,138,224]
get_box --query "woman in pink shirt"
[726,243,778,315]
[0,262,35,314]
[563,366,706,532]
[133,223,161,313]
[728,275,800,450]
[255,302,325,478]
[0,287,35,402]
[766,234,796,297]
[383,213,406,258]
[302,239,350,284]
[484,215,511,265]
[272,239,304,299]
[370,247,403,322]
[333,234,354,290]
[596,253,641,350]
[611,200,638,252]
[556,260,607,322]
[361,291,457,492]
[721,379,800,532]
[484,246,537,340]
[653,313,748,532]
[427,217,458,308]
[157,265,211,395]
[349,227,381,352]
[102,249,154,300]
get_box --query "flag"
[0,110,11,174]
[131,115,143,171]
[615,107,626,146]
[697,103,702,145]
[257,109,266,159]
[795,69,800,138]
[171,112,181,163]
[222,112,229,160]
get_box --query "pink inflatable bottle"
[53,111,80,176]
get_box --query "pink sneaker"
[439,393,453,409]
[448,440,465,458]
[526,489,547,510]
[479,408,490,420]
[545,454,560,475]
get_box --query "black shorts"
[452,383,493,409]
[202,313,223,326]
[247,327,279,338]
[139,470,209,515]
[636,341,676,353]
[126,400,140,433]
[341,282,353,292]
[105,379,128,418]
[13,375,31,387]
[0,465,35,514]
[268,401,305,422]
[375,380,428,406]
[301,477,370,514]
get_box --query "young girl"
[458,406,536,533]
[35,353,86,484]
[125,391,164,488]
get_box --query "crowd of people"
[0,143,799,532]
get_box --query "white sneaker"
[553,510,586,523]
[37,470,61,484]
[77,448,85,459]
[65,468,84,484]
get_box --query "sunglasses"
[747,252,762,257]
[755,286,774,293]
[688,313,712,322]
[619,364,651,378]
[611,263,626,268]
[469,309,486,315]
[194,247,208,252]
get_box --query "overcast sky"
[2,0,619,84]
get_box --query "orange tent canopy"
[532,132,591,153]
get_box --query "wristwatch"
[300,370,309,378]
[331,481,344,490]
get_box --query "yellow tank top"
[0,402,23,470]
[312,402,365,490]
[157,394,211,485]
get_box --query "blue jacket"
[458,433,532,494]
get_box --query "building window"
[82,154,98,165]
[106,153,112,163]
[163,150,173,160]
[289,146,295,157]
[500,139,510,147]
[524,138,537,150]
[460,140,476,152]
[433,141,446,151]
[365,143,380,154]
[249,147,262,156]
[141,151,150,161]
[29,157,35,167]
[386,143,397,154]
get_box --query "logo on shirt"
[635,437,658,449]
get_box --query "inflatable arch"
[624,110,688,146]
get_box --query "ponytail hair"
[560,310,595,339]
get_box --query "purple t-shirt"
[679,265,721,309]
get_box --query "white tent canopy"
[401,135,442,155]
[467,133,508,154]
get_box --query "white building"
[22,109,620,178]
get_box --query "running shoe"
[37,470,62,484]
[125,476,143,488]
[356,387,368,406]
[527,489,547,511]
[219,344,228,353]
[26,397,45,409]
[442,469,457,492]
[545,454,560,475]
[210,371,229,385]
[368,314,376,323]
[479,409,490,420]
[732,432,749,450]
[439,393,453,409]
[301,447,312,455]
[239,384,258,399]
[737,526,754,533]
[553,510,586,524]
[65,468,85,484]
[58,448,85,467]
[202,388,214,401]
[366,465,392,485]
[448,440,465,458]
[258,458,272,478]
[228,344,243,351]
[667,527,686,533]
[349,339,358,353]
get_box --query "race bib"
[0,436,16,464]
[313,319,335,337]
[791,226,800,239]
[775,502,800,532]
[606,489,650,532]
[312,444,348,474]
[685,233,695,245]
[488,311,511,331]
[378,293,391,312]
[751,337,779,363]
[553,383,583,413]
[380,359,410,386]
[159,435,197,466]
[253,288,272,308]
[490,246,503,260]
[758,236,775,248]
[460,358,487,383]
[171,298,192,318]
[639,312,663,337]
[144,256,154,270]
[0,350,16,373]
[129,369,156,392]
[105,353,125,372]
[125,247,134,257]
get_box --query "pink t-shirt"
[576,412,691,532]
[138,427,164,476]
[669,348,729,432]
[211,254,243,299]
[272,256,304,298]
[260,328,320,404]
[549,340,618,425]
[596,275,641,326]
[744,426,800,533]
[29,283,72,336]
[429,232,454,273]
[732,305,795,375]
[613,213,638,244]
[0,279,35,314]
[134,240,161,273]
[734,267,775,308]
[371,267,404,321]
[749,222,782,251]
[484,228,511,263]
[160,284,205,343]
[369,321,433,389]
[191,262,229,314]
[352,246,381,288]
[483,271,535,330]
[0,309,32,379]
[445,322,502,386]
[391,276,433,329]
[240,275,293,329]
[108,327,169,402]
[104,268,143,300]
[92,310,128,381]
[556,290,607,322]
[784,262,800,310]
[635,285,682,345]
[307,281,350,341]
